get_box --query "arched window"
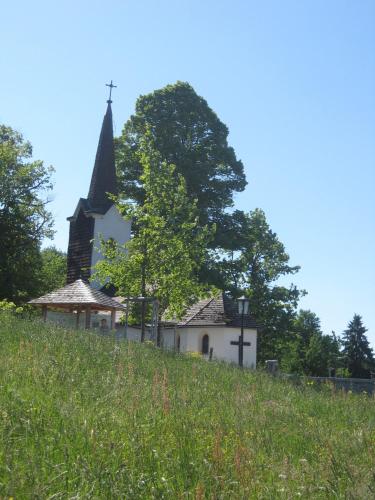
[202,334,209,355]
[176,334,181,352]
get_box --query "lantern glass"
[238,295,250,315]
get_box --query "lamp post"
[237,295,250,367]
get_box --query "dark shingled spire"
[87,102,117,213]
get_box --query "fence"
[265,360,375,395]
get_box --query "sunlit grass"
[0,314,374,498]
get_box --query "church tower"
[66,85,131,286]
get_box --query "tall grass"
[0,314,374,498]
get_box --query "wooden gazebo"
[28,279,126,329]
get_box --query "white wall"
[160,326,257,368]
[45,312,257,368]
[46,309,115,331]
[91,205,131,288]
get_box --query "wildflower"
[279,473,287,480]
[187,351,202,359]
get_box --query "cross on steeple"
[106,80,117,103]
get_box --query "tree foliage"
[94,133,213,323]
[116,81,246,246]
[215,208,305,362]
[280,310,341,376]
[342,315,374,378]
[0,125,54,302]
[38,247,67,296]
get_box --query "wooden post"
[124,298,129,339]
[42,305,47,322]
[140,300,145,342]
[76,307,81,329]
[85,306,91,329]
[110,309,116,330]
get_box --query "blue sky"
[1,0,374,345]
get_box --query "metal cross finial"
[106,80,117,103]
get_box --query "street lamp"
[237,295,250,316]
[237,295,250,367]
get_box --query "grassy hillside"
[0,315,374,499]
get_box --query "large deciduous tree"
[0,125,54,302]
[94,132,213,339]
[115,81,246,248]
[342,315,374,378]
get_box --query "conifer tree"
[341,314,374,378]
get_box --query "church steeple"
[67,84,131,286]
[87,101,118,213]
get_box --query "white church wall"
[162,327,257,368]
[91,205,131,288]
[161,328,176,350]
[160,326,257,368]
[45,312,256,367]
[207,327,257,368]
[115,325,154,342]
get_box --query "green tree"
[94,133,213,340]
[281,310,341,376]
[38,247,67,295]
[216,208,304,362]
[305,332,341,376]
[342,314,374,378]
[0,125,54,302]
[116,81,246,248]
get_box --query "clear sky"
[1,0,374,345]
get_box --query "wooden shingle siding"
[66,209,94,284]
[87,103,117,213]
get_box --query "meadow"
[0,314,374,499]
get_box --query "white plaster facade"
[45,309,119,331]
[123,325,257,368]
[90,205,131,288]
[45,311,257,368]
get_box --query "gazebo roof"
[28,279,125,311]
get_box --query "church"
[30,86,258,368]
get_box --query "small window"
[202,334,209,355]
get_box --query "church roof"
[29,279,126,311]
[86,102,118,214]
[175,293,258,328]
